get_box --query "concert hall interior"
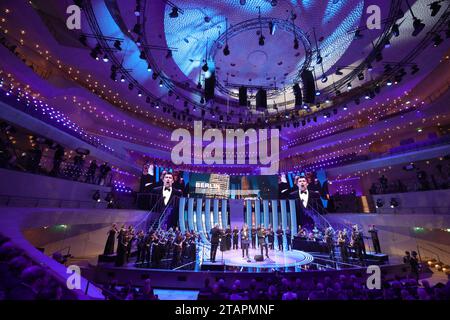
[1,0,450,302]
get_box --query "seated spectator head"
[20,265,47,289]
[0,241,23,262]
[8,255,31,276]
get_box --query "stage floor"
[200,248,314,269]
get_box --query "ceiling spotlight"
[343,105,348,111]
[390,198,399,208]
[159,80,163,87]
[147,64,152,72]
[134,2,140,16]
[259,34,265,46]
[315,91,321,96]
[335,68,343,76]
[367,64,373,72]
[223,44,230,56]
[376,199,384,208]
[412,17,425,37]
[169,7,179,18]
[202,62,209,72]
[113,40,122,50]
[357,72,364,81]
[347,82,352,90]
[392,24,400,37]
[102,54,109,63]
[136,37,141,47]
[386,80,393,86]
[92,190,101,202]
[321,74,328,83]
[384,39,391,48]
[429,1,442,17]
[138,91,142,97]
[433,33,443,47]
[120,75,125,82]
[293,37,299,49]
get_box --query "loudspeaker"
[205,73,216,102]
[256,89,267,110]
[239,86,247,106]
[301,70,316,104]
[254,254,264,262]
[293,83,302,108]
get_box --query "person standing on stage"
[324,227,335,260]
[103,223,118,256]
[368,225,381,253]
[209,224,221,263]
[232,226,239,250]
[171,234,183,268]
[276,225,284,251]
[267,224,275,250]
[285,226,292,251]
[240,224,250,260]
[337,230,349,262]
[225,225,232,251]
[251,224,257,249]
[257,224,269,259]
[135,230,145,264]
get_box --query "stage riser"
[91,264,411,290]
[178,198,298,250]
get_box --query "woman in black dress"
[104,223,118,255]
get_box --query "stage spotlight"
[223,44,230,56]
[293,37,299,49]
[367,64,373,72]
[433,33,443,47]
[347,82,352,90]
[138,91,142,97]
[412,18,425,37]
[392,24,400,37]
[376,199,384,208]
[386,79,393,86]
[133,23,141,35]
[321,74,328,83]
[147,64,152,72]
[316,55,323,65]
[78,34,88,46]
[169,7,179,18]
[113,40,122,51]
[269,21,276,35]
[390,198,399,208]
[102,54,109,63]
[343,105,348,111]
[358,72,364,81]
[259,34,265,46]
[159,80,163,87]
[429,1,442,17]
[120,75,125,83]
[105,192,114,203]
[92,190,101,202]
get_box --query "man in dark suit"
[151,172,182,229]
[289,174,324,229]
[209,224,222,263]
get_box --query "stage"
[200,248,314,271]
